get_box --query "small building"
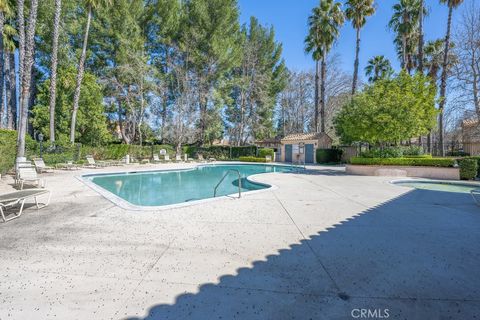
[463,118,480,155]
[280,132,333,164]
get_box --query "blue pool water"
[86,164,295,207]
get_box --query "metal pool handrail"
[214,169,242,198]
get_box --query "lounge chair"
[471,189,480,206]
[85,155,108,168]
[56,161,80,170]
[163,154,171,163]
[33,158,54,173]
[197,154,208,163]
[153,154,161,163]
[265,155,272,163]
[0,189,51,222]
[184,154,194,163]
[17,166,46,190]
[175,155,184,163]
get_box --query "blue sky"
[238,0,473,81]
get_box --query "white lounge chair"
[175,155,184,163]
[184,154,194,163]
[17,166,46,190]
[85,155,108,168]
[33,158,54,173]
[0,189,51,222]
[471,189,480,206]
[56,161,80,170]
[163,154,171,163]
[197,154,207,163]
[153,154,161,163]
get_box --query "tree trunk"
[402,35,407,71]
[314,60,319,132]
[417,0,424,74]
[0,12,5,128]
[437,6,453,157]
[70,5,92,143]
[17,0,25,107]
[352,27,360,95]
[320,56,326,133]
[49,0,61,143]
[16,0,39,158]
[6,52,16,129]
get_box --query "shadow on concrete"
[124,188,479,319]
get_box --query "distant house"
[463,118,480,155]
[280,132,333,164]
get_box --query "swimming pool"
[83,164,295,208]
[392,180,479,194]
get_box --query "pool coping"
[76,162,300,211]
[389,177,480,190]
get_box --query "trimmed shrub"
[316,148,343,164]
[402,154,432,159]
[0,129,17,175]
[360,146,425,158]
[350,157,455,167]
[239,156,267,163]
[258,148,274,159]
[465,156,480,177]
[459,158,478,180]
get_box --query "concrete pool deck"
[0,163,479,319]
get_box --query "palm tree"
[2,14,17,130]
[16,0,39,158]
[388,0,422,73]
[437,0,464,156]
[364,55,393,82]
[16,0,25,102]
[345,0,375,95]
[305,0,344,133]
[49,0,62,143]
[0,0,12,128]
[417,0,424,73]
[70,0,111,143]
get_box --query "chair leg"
[35,191,51,209]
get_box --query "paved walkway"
[0,163,479,319]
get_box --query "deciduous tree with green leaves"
[335,71,437,145]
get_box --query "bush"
[360,146,426,159]
[465,157,480,177]
[360,147,403,158]
[258,148,274,159]
[459,158,478,180]
[0,129,17,175]
[316,148,343,164]
[350,157,455,167]
[402,154,432,159]
[185,145,257,160]
[239,156,267,163]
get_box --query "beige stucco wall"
[346,164,460,180]
[280,139,319,163]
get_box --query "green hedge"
[316,148,343,164]
[185,145,257,160]
[258,148,274,159]
[0,129,17,175]
[360,146,425,158]
[239,156,267,163]
[350,157,455,167]
[465,156,480,177]
[459,158,478,180]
